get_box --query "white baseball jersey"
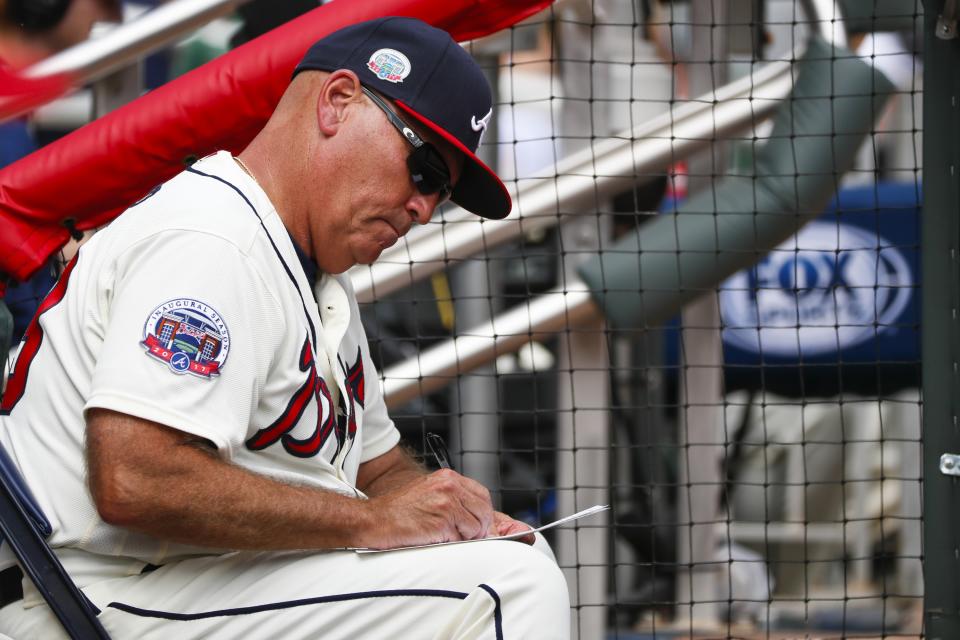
[0,151,400,585]
[0,152,571,640]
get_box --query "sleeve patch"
[141,298,230,379]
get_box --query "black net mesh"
[2,1,925,637]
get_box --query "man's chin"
[355,246,386,267]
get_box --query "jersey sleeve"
[85,230,286,456]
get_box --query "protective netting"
[2,1,925,637]
[364,2,923,636]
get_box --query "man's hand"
[361,469,495,549]
[489,512,535,545]
[356,449,535,549]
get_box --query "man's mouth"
[377,219,401,249]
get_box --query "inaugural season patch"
[141,298,230,378]
[367,48,411,83]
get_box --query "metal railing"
[350,56,795,306]
[25,0,248,84]
[381,285,599,407]
[372,58,795,404]
[369,2,852,411]
[350,0,846,307]
[0,0,248,123]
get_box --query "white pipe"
[381,284,600,407]
[352,0,851,305]
[800,0,848,49]
[372,56,795,405]
[375,0,853,405]
[351,58,794,304]
[25,0,248,83]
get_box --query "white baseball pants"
[0,536,569,639]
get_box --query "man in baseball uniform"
[0,17,570,639]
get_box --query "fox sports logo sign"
[720,222,913,358]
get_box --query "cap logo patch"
[141,298,230,379]
[471,108,493,147]
[367,48,411,83]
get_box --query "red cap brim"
[395,100,512,220]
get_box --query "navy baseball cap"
[294,17,511,220]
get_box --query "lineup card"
[353,504,609,554]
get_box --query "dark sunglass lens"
[407,145,452,200]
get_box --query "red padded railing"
[0,0,551,286]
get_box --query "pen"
[426,432,453,470]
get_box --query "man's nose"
[407,191,438,226]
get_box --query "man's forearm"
[87,409,499,551]
[87,410,379,550]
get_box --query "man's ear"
[317,69,363,137]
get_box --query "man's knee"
[477,539,568,603]
[462,541,570,638]
[532,531,559,563]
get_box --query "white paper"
[352,504,609,554]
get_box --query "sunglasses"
[361,86,453,203]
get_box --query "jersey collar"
[288,232,318,287]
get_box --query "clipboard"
[352,504,609,553]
